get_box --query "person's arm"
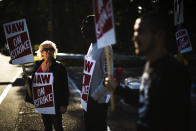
[58,63,69,113]
[91,79,108,100]
[23,61,41,103]
[91,46,113,100]
[105,77,139,106]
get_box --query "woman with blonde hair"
[24,40,69,131]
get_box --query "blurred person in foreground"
[23,40,69,131]
[105,11,191,131]
[80,15,113,131]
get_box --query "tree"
[0,0,195,55]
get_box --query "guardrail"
[56,53,145,60]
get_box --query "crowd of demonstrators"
[80,15,114,131]
[105,11,191,131]
[21,9,192,131]
[23,40,69,131]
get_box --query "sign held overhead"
[94,0,116,48]
[3,19,34,64]
[176,28,192,54]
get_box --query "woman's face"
[41,44,55,61]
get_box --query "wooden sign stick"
[21,64,32,98]
[105,45,115,112]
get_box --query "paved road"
[67,66,140,131]
[0,54,23,130]
[15,80,85,131]
[15,65,139,131]
[0,53,139,131]
[0,54,86,131]
[0,53,195,131]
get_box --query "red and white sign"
[32,72,55,114]
[3,19,34,64]
[94,0,116,48]
[176,28,192,54]
[81,56,96,111]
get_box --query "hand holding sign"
[3,19,34,64]
[94,0,116,111]
[105,46,115,111]
[3,19,34,98]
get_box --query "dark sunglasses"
[42,48,54,52]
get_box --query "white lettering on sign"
[5,21,24,34]
[94,0,116,48]
[33,74,51,84]
[82,85,89,95]
[10,40,30,59]
[176,28,192,53]
[37,87,45,97]
[34,93,53,107]
[3,19,34,64]
[176,30,186,38]
[84,60,93,73]
[32,72,56,114]
[97,0,104,14]
[81,56,96,111]
[13,35,22,47]
[96,0,112,37]
[32,72,55,114]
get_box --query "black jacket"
[116,55,191,131]
[26,59,69,114]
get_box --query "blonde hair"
[36,40,58,59]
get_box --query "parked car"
[124,76,141,90]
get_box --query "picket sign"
[93,0,116,111]
[3,19,34,64]
[176,28,192,54]
[81,56,96,111]
[32,72,55,114]
[3,19,34,98]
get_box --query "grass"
[33,56,41,61]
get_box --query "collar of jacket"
[35,58,57,73]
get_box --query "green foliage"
[33,44,40,52]
[1,0,194,56]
